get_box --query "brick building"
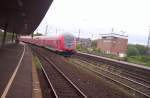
[97,33,128,57]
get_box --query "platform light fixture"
[17,0,23,7]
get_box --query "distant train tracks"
[31,46,87,98]
[74,54,150,87]
[76,52,150,81]
[71,52,150,98]
[29,44,150,98]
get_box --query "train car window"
[64,35,74,48]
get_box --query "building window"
[103,40,111,43]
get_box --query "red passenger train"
[20,33,76,56]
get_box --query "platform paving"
[0,43,33,98]
[0,44,23,96]
[6,44,32,98]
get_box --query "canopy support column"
[2,24,8,46]
[12,32,15,43]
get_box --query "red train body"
[20,34,76,55]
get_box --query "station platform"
[0,43,32,98]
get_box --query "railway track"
[31,46,87,98]
[29,44,150,98]
[73,55,150,87]
[120,69,150,87]
[76,52,150,82]
[70,58,150,98]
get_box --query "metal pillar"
[12,32,15,43]
[15,34,20,44]
[146,27,150,54]
[31,33,33,39]
[147,28,150,48]
[78,29,80,41]
[2,24,8,46]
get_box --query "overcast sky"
[36,0,150,45]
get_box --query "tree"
[91,40,97,48]
[135,44,147,55]
[127,45,140,56]
[76,43,83,51]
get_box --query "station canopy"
[0,0,53,35]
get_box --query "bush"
[127,46,140,56]
[91,40,97,48]
[135,44,147,55]
[123,56,128,61]
[76,43,88,52]
[76,43,82,50]
[141,55,150,62]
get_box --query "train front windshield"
[64,35,75,48]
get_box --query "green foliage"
[33,56,42,69]
[76,43,88,52]
[0,32,14,42]
[125,44,150,67]
[127,45,140,56]
[134,44,147,55]
[33,32,43,36]
[124,55,150,67]
[92,47,101,53]
[123,56,128,61]
[6,32,13,41]
[77,42,150,67]
[91,40,97,48]
[140,55,150,62]
[76,43,82,51]
[127,44,147,56]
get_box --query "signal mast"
[146,27,150,54]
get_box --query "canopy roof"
[0,0,53,35]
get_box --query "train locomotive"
[20,33,76,56]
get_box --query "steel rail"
[32,46,87,98]
[75,52,150,84]
[38,56,59,98]
[75,55,150,86]
[31,46,58,98]
[72,58,150,98]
